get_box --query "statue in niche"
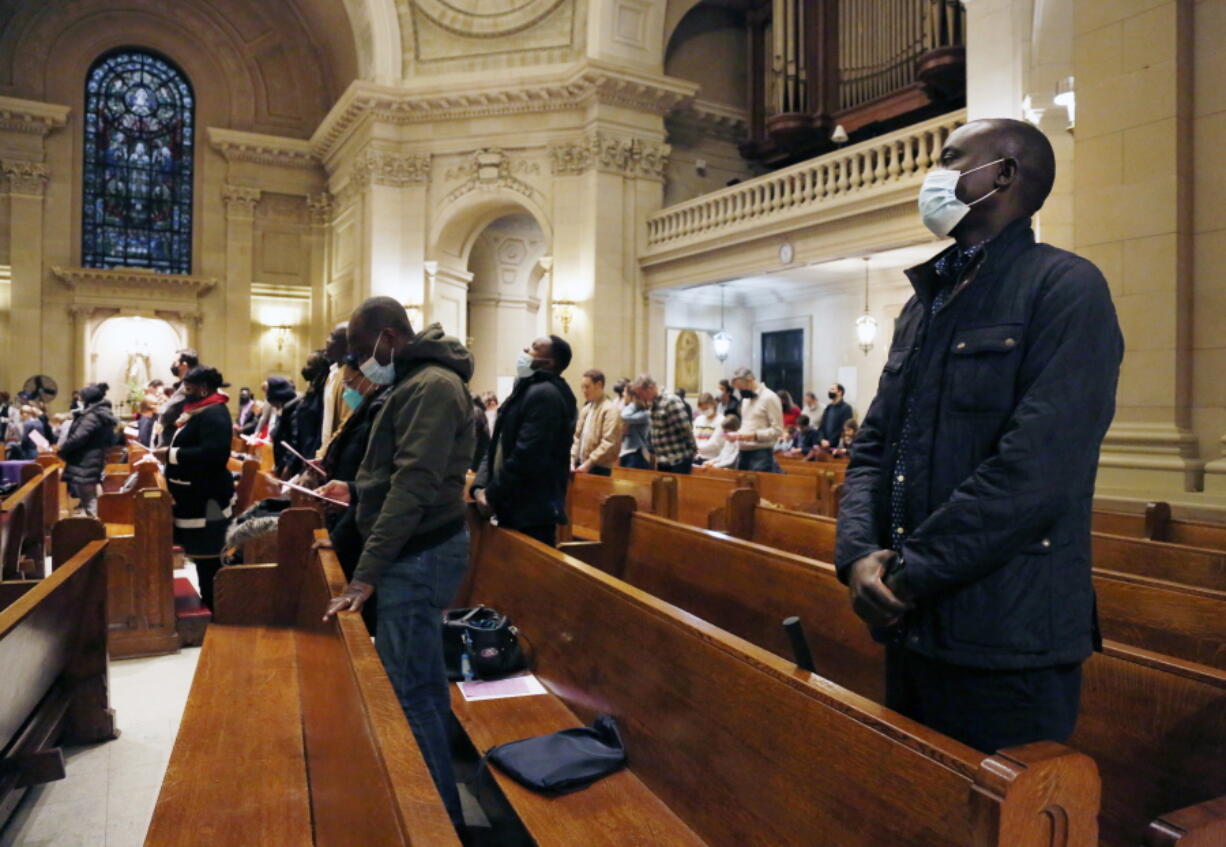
[124,350,152,415]
[675,330,700,395]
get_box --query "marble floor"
[0,647,200,847]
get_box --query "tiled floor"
[0,647,200,847]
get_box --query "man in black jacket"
[835,118,1124,754]
[472,335,576,547]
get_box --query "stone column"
[426,264,471,340]
[3,159,50,385]
[350,149,430,305]
[307,192,333,336]
[221,184,260,394]
[66,305,93,394]
[1074,0,1200,494]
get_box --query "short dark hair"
[548,335,572,373]
[351,296,412,336]
[721,414,740,431]
[613,378,628,397]
[797,414,810,427]
[835,384,845,394]
[182,366,227,392]
[982,117,1057,215]
[176,348,199,368]
[583,369,605,386]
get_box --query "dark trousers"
[517,524,558,547]
[657,459,692,475]
[738,448,781,473]
[884,645,1082,754]
[619,452,650,469]
[194,557,221,611]
[589,465,612,477]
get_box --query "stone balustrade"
[644,110,966,254]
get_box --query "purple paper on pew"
[458,672,548,702]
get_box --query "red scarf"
[183,391,229,413]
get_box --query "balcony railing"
[646,110,964,251]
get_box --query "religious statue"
[675,329,700,395]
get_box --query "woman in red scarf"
[153,365,235,610]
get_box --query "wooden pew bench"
[0,533,115,827]
[611,465,743,529]
[1093,500,1226,551]
[577,497,1224,847]
[456,519,1101,846]
[93,460,179,658]
[145,510,459,847]
[712,491,1226,668]
[560,470,659,541]
[0,464,53,580]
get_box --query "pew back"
[148,510,459,846]
[611,466,741,528]
[603,506,1225,847]
[462,523,1100,847]
[565,472,655,540]
[0,465,50,579]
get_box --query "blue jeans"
[738,449,781,473]
[619,451,650,469]
[376,527,470,828]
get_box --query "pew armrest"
[1145,796,1226,847]
[971,740,1101,847]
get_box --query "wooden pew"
[1093,501,1226,551]
[93,461,179,658]
[611,465,744,529]
[146,509,460,847]
[0,533,116,827]
[714,491,1226,669]
[581,497,1224,847]
[454,519,1101,847]
[561,471,658,541]
[0,464,52,580]
[696,464,824,512]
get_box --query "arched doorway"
[88,315,185,416]
[465,213,549,399]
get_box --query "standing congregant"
[836,118,1123,754]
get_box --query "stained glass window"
[83,50,194,275]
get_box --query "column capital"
[351,148,431,189]
[2,158,49,197]
[221,184,261,219]
[548,130,670,180]
[307,192,334,225]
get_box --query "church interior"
[0,0,1224,845]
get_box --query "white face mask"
[917,158,1006,237]
[515,350,536,379]
[360,332,396,386]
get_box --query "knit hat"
[264,377,296,405]
[80,383,108,405]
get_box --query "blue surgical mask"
[360,332,396,386]
[342,386,364,411]
[917,158,1005,237]
[515,350,536,380]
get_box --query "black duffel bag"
[485,714,627,795]
[441,605,526,681]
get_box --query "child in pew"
[701,414,741,469]
[829,419,858,459]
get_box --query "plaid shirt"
[649,392,697,466]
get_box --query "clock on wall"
[779,242,795,265]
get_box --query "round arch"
[343,0,403,83]
[429,188,554,270]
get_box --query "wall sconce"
[272,325,293,352]
[552,300,578,334]
[403,303,424,330]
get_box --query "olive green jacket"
[352,324,475,586]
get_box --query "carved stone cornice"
[2,159,49,197]
[312,61,698,164]
[350,149,431,189]
[0,96,69,137]
[206,127,318,170]
[306,192,334,225]
[549,131,670,180]
[52,265,217,297]
[666,99,750,144]
[221,184,261,219]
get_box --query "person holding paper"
[318,297,475,834]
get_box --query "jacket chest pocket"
[946,323,1024,414]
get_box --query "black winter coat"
[59,401,119,486]
[835,219,1123,670]
[166,403,235,524]
[473,370,577,530]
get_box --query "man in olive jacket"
[321,297,474,831]
[836,119,1123,754]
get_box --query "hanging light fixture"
[712,284,733,362]
[855,257,877,355]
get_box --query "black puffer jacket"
[166,402,235,525]
[835,219,1123,670]
[59,401,119,486]
[473,370,577,530]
